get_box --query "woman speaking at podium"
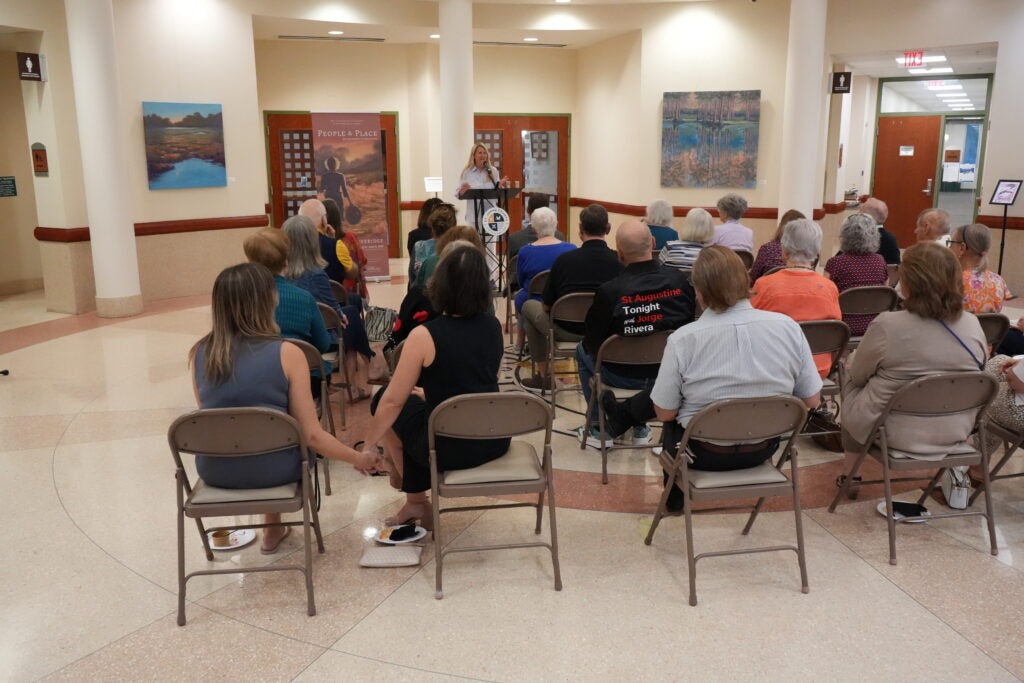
[458,142,508,286]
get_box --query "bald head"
[859,197,888,225]
[615,219,655,264]
[915,208,951,242]
[298,199,329,234]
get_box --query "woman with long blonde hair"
[456,142,509,285]
[189,263,384,553]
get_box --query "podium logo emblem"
[482,207,510,236]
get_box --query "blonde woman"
[457,142,508,284]
[189,263,384,553]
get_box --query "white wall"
[844,75,877,195]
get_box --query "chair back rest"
[735,250,754,270]
[976,312,1010,347]
[886,264,900,287]
[428,392,552,445]
[386,339,405,373]
[799,320,850,377]
[284,338,326,376]
[550,292,595,327]
[168,407,308,466]
[317,302,344,335]
[838,286,898,316]
[884,372,998,418]
[597,331,672,368]
[506,254,519,294]
[328,279,348,307]
[684,396,809,444]
[528,269,551,297]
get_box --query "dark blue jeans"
[341,304,372,358]
[576,343,656,421]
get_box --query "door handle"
[922,178,933,197]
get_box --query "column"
[438,0,474,214]
[64,0,143,317]
[777,0,829,219]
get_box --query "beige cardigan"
[842,310,987,459]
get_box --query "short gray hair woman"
[646,199,674,227]
[839,213,880,255]
[281,215,327,279]
[716,193,748,221]
[530,206,559,238]
[679,207,714,244]
[780,218,822,266]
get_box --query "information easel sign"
[990,179,1021,206]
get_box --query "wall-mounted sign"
[899,146,915,157]
[31,143,48,174]
[831,72,851,94]
[903,51,924,68]
[16,52,45,81]
[0,176,17,197]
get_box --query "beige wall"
[0,49,42,296]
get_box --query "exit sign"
[903,51,924,67]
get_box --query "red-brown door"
[474,115,571,241]
[265,112,401,257]
[872,116,941,247]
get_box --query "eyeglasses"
[945,239,964,247]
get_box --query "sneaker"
[632,425,652,445]
[599,390,632,438]
[520,374,552,390]
[575,425,612,449]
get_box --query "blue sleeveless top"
[193,338,302,488]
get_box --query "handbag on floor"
[364,305,398,343]
[941,466,972,510]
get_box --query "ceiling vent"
[277,35,386,43]
[473,41,566,48]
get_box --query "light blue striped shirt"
[650,300,821,427]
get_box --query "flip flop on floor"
[260,526,291,554]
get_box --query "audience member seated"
[982,355,1024,442]
[660,207,714,271]
[645,199,680,250]
[576,219,696,445]
[281,216,373,401]
[858,197,901,265]
[709,193,754,252]
[751,218,841,376]
[412,203,458,281]
[915,208,952,245]
[362,244,510,528]
[601,246,821,511]
[300,198,353,283]
[414,225,486,289]
[837,243,987,493]
[949,223,1013,314]
[520,204,623,389]
[407,197,444,287]
[189,263,384,553]
[324,198,368,305]
[514,207,575,349]
[824,213,890,335]
[508,194,566,268]
[749,209,805,282]
[243,228,332,384]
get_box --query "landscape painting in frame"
[142,101,226,190]
[661,90,760,189]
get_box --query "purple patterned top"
[824,252,889,336]
[750,241,785,282]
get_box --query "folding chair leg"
[309,482,325,553]
[741,497,765,535]
[980,449,999,556]
[195,518,213,561]
[302,495,316,616]
[433,500,444,600]
[790,461,810,594]
[580,390,595,451]
[598,397,610,485]
[828,452,866,512]
[535,490,545,535]
[177,508,187,626]
[881,457,898,566]
[546,479,563,591]
[917,468,944,505]
[684,490,698,606]
[645,466,677,546]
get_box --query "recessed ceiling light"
[935,92,964,98]
[429,34,440,39]
[523,37,539,42]
[909,67,954,75]
[328,30,344,35]
[555,0,572,3]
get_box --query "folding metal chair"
[799,320,850,422]
[428,392,561,599]
[838,286,898,350]
[886,264,900,287]
[286,339,336,496]
[504,253,519,346]
[168,407,325,625]
[546,292,594,415]
[644,396,811,606]
[580,331,672,484]
[328,279,349,307]
[316,302,353,430]
[827,372,999,565]
[970,419,1024,505]
[976,312,1010,349]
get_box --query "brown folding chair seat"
[886,263,900,287]
[580,331,672,484]
[168,407,325,625]
[735,250,754,270]
[546,292,595,415]
[286,339,337,496]
[827,372,1000,565]
[837,286,898,350]
[328,279,349,307]
[970,419,1024,505]
[428,392,561,599]
[798,320,850,431]
[644,396,811,606]
[976,312,1010,349]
